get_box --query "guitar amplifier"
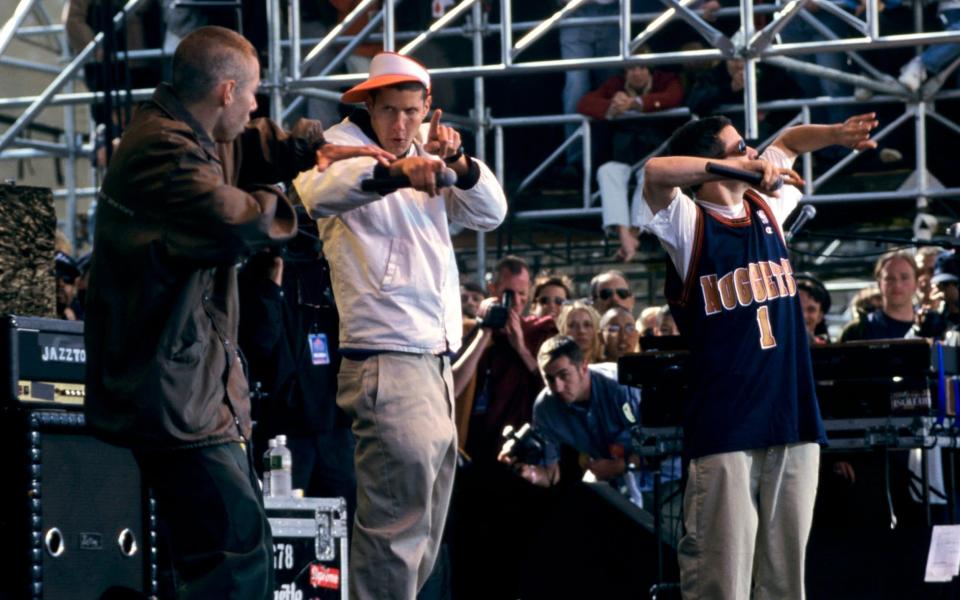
[0,410,155,599]
[265,496,349,600]
[1,315,85,409]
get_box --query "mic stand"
[884,448,898,530]
[650,464,680,600]
[924,447,931,527]
[654,468,663,585]
[906,459,948,526]
[629,421,682,598]
[646,455,682,600]
[950,448,957,524]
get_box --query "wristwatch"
[443,146,464,165]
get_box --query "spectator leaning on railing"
[578,57,684,262]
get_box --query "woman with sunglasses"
[532,274,573,319]
[599,306,640,363]
[557,301,603,364]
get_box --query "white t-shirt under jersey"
[638,145,803,280]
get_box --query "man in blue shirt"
[499,335,639,487]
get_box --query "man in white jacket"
[294,52,507,600]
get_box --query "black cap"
[795,273,831,314]
[54,251,80,283]
[932,251,960,286]
[75,252,92,275]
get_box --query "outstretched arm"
[771,112,879,160]
[315,144,394,172]
[642,155,803,214]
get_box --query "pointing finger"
[428,109,442,139]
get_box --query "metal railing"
[3,0,960,273]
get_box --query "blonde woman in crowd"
[557,300,603,363]
[638,305,660,337]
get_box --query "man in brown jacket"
[83,26,390,598]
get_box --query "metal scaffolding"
[3,0,960,274]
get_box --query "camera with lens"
[480,289,515,329]
[272,205,324,263]
[500,423,546,465]
[243,205,325,279]
[916,305,950,339]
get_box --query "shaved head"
[172,26,258,104]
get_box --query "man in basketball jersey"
[640,113,878,599]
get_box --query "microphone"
[785,204,817,243]
[705,162,782,191]
[360,167,458,192]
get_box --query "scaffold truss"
[3,0,960,278]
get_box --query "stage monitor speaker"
[0,410,155,600]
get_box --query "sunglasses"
[604,324,636,334]
[715,138,748,159]
[537,296,567,306]
[597,288,631,301]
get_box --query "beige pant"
[678,443,820,600]
[337,353,457,600]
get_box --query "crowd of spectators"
[57,217,960,467]
[447,247,960,511]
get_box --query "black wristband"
[443,146,464,165]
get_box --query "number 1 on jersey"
[756,305,777,349]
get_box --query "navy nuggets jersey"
[665,192,826,459]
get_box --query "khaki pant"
[337,353,457,600]
[678,443,820,600]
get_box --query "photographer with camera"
[498,335,640,488]
[452,255,557,462]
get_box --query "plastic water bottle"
[262,438,277,496]
[269,435,293,497]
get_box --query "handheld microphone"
[705,162,783,191]
[360,167,458,192]
[785,204,817,243]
